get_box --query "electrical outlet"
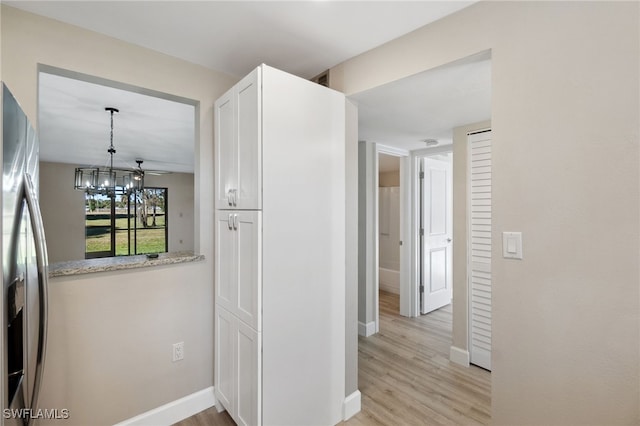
[173,342,184,362]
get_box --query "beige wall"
[333,2,639,424]
[45,262,213,424]
[138,171,195,253]
[2,5,237,424]
[40,162,195,263]
[40,162,86,262]
[378,170,399,187]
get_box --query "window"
[85,187,168,258]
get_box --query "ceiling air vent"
[310,70,329,87]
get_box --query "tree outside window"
[85,187,168,258]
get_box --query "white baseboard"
[114,386,216,426]
[379,268,400,295]
[379,282,399,295]
[358,321,376,337]
[343,390,361,420]
[449,346,470,367]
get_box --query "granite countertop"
[48,251,204,278]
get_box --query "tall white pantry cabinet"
[214,64,346,426]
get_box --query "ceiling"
[14,1,486,167]
[7,1,475,80]
[39,72,195,173]
[350,52,491,151]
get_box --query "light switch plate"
[502,232,523,259]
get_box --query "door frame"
[376,144,411,323]
[359,142,410,336]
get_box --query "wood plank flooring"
[341,291,490,426]
[174,291,490,426]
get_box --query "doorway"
[377,152,403,315]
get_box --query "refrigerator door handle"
[22,172,49,423]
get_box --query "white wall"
[332,1,639,424]
[39,162,195,263]
[378,186,399,294]
[378,186,399,271]
[2,6,236,424]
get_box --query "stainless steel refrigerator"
[2,83,49,426]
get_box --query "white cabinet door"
[236,320,261,426]
[236,68,262,210]
[215,210,261,331]
[214,305,235,414]
[235,211,262,331]
[215,67,261,210]
[215,212,236,314]
[214,304,261,426]
[215,88,236,209]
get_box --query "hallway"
[343,290,490,425]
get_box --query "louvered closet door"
[469,130,492,371]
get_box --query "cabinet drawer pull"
[228,214,233,230]
[233,214,238,230]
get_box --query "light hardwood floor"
[174,291,490,426]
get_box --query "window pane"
[84,187,167,258]
[85,194,112,258]
[132,187,167,255]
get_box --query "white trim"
[449,346,470,366]
[467,127,491,136]
[342,390,362,420]
[398,155,412,317]
[379,266,400,294]
[358,321,376,337]
[375,144,412,320]
[373,145,380,334]
[412,144,453,157]
[409,153,421,317]
[377,143,409,157]
[114,387,216,426]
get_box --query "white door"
[421,157,453,314]
[468,130,492,370]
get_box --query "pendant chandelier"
[74,107,144,195]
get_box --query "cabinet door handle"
[233,214,238,230]
[233,189,238,207]
[227,189,233,206]
[228,214,233,230]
